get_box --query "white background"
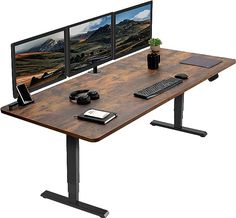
[0,0,236,218]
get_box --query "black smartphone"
[16,84,34,105]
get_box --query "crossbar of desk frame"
[41,135,109,218]
[151,93,207,137]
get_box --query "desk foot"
[41,190,109,218]
[150,120,207,137]
[151,93,207,137]
[41,136,109,218]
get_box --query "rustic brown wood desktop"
[1,48,235,217]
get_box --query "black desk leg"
[150,93,207,137]
[41,135,109,218]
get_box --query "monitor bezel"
[113,1,153,60]
[11,27,68,98]
[67,12,114,77]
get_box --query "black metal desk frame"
[41,136,109,218]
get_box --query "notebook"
[77,109,117,125]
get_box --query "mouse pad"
[180,56,222,68]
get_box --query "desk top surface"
[1,48,235,142]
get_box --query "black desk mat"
[180,55,222,68]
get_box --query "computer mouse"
[175,73,188,80]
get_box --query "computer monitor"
[114,1,152,59]
[68,13,113,76]
[11,28,67,98]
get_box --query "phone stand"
[17,96,34,106]
[17,96,24,106]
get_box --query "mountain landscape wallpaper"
[70,15,112,74]
[15,31,65,89]
[115,3,151,57]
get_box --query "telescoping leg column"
[41,135,109,218]
[151,93,207,137]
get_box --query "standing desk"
[1,48,235,217]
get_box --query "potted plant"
[148,38,162,52]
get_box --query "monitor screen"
[11,29,67,98]
[114,1,152,59]
[69,13,113,76]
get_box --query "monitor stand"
[88,66,101,74]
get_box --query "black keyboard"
[134,77,183,99]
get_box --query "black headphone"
[69,90,100,105]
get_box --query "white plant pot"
[150,45,160,52]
